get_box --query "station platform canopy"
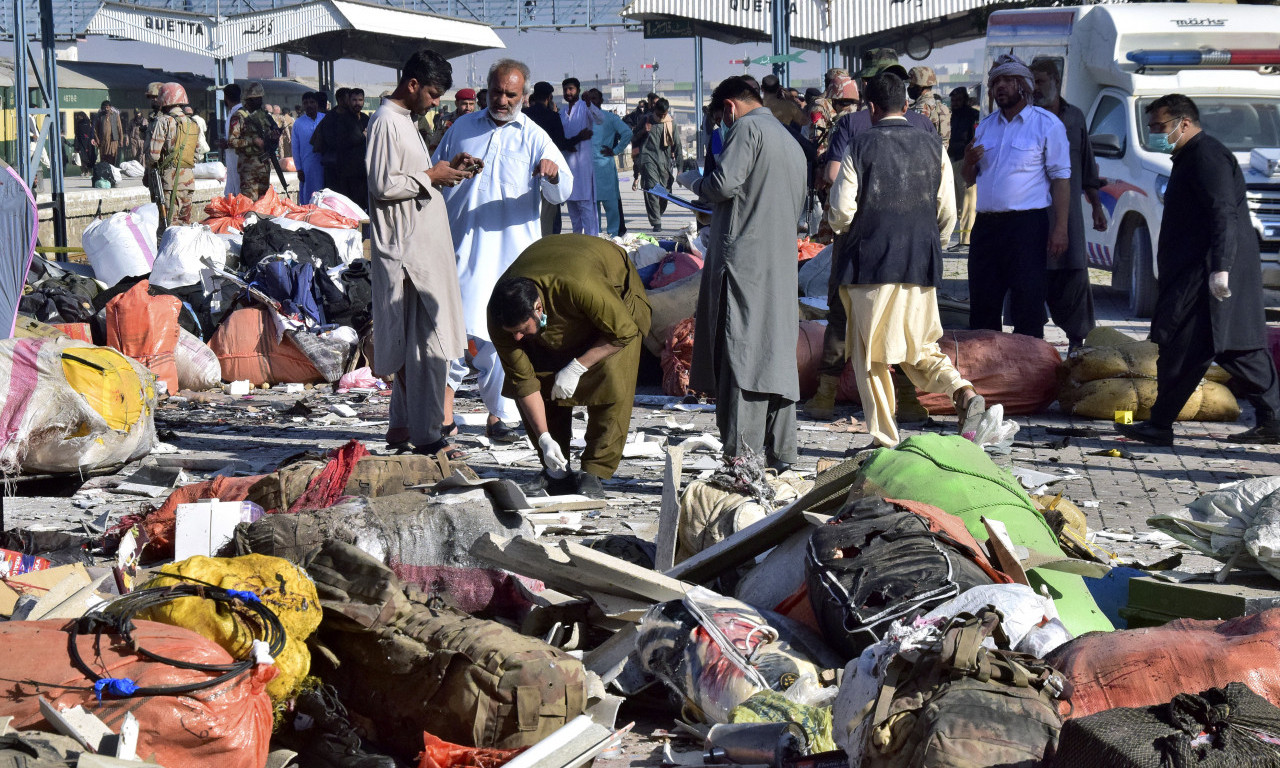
[622,0,1026,54]
[85,0,505,69]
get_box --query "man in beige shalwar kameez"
[367,49,479,456]
[828,73,986,448]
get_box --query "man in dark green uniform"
[489,234,651,498]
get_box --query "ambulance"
[983,4,1280,316]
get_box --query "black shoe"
[1228,422,1280,444]
[1115,420,1174,447]
[285,686,395,768]
[576,471,607,500]
[486,420,523,444]
[523,470,578,496]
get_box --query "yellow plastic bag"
[142,554,322,703]
[62,347,150,431]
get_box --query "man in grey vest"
[827,72,986,448]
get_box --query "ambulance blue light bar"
[1127,49,1280,67]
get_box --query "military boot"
[893,367,929,423]
[283,685,395,768]
[804,374,840,421]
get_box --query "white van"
[983,4,1280,316]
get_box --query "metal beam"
[692,35,703,166]
[39,0,66,248]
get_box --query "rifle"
[258,111,290,193]
[150,167,170,226]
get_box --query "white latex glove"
[1210,270,1232,301]
[537,432,569,479]
[551,358,588,400]
[675,169,701,190]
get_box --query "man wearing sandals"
[367,49,476,458]
[827,72,986,448]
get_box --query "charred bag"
[805,497,995,658]
[864,609,1070,768]
[304,541,586,759]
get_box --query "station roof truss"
[2,0,639,41]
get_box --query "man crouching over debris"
[489,234,651,499]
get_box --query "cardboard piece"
[0,548,51,579]
[0,562,90,616]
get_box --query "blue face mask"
[538,312,547,329]
[1150,124,1183,154]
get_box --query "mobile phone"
[464,161,483,173]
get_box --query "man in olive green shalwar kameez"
[489,234,651,497]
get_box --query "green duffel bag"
[304,541,587,759]
[848,433,1113,637]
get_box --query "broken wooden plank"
[583,624,640,683]
[557,540,690,602]
[583,591,651,623]
[982,517,1030,586]
[654,443,686,572]
[471,534,622,597]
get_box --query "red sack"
[1047,609,1280,718]
[662,319,827,398]
[649,252,704,290]
[208,305,322,386]
[661,316,697,396]
[418,732,523,768]
[283,208,361,229]
[52,323,92,342]
[797,238,824,262]
[251,186,291,218]
[202,194,256,234]
[837,329,1061,415]
[105,280,181,395]
[0,620,274,768]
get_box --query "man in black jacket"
[1117,94,1280,446]
[826,73,985,447]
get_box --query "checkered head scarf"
[988,54,1034,102]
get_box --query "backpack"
[1051,682,1280,768]
[158,115,200,171]
[304,541,587,758]
[805,497,996,658]
[863,609,1070,768]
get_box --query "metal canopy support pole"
[823,44,837,73]
[38,0,65,248]
[214,58,228,146]
[692,35,704,166]
[13,0,30,187]
[771,0,790,87]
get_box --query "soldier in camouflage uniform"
[146,82,200,236]
[908,65,951,147]
[228,82,281,202]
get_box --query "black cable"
[67,580,287,699]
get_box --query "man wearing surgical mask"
[1116,94,1280,447]
[433,58,573,445]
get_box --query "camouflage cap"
[858,48,905,80]
[245,82,265,99]
[908,65,938,87]
[824,67,850,81]
[145,81,163,97]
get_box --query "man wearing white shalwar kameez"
[433,59,572,437]
[367,49,474,455]
[559,78,598,236]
